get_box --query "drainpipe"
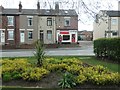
[108,17,111,38]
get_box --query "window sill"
[8,39,14,40]
[28,25,33,26]
[28,39,33,40]
[47,25,52,26]
[8,25,14,26]
[64,26,70,27]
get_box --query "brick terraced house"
[0,2,78,48]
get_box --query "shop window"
[63,35,70,40]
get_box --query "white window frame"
[7,29,14,40]
[47,18,52,26]
[28,31,33,40]
[111,19,117,25]
[27,16,33,26]
[64,17,70,26]
[0,29,5,43]
[20,31,25,43]
[7,16,14,26]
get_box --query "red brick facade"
[2,15,20,47]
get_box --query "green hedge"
[94,38,120,61]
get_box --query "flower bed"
[1,57,120,88]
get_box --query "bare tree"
[38,0,118,23]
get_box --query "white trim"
[0,29,5,31]
[27,16,33,18]
[7,29,14,31]
[19,29,25,31]
[20,31,25,43]
[27,29,34,31]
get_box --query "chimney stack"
[37,1,40,12]
[0,5,4,13]
[55,2,59,14]
[19,1,22,12]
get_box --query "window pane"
[28,17,33,26]
[8,16,14,26]
[47,18,52,26]
[28,31,33,39]
[111,19,117,25]
[112,31,118,36]
[8,31,14,40]
[63,35,70,40]
[47,30,52,40]
[64,19,70,26]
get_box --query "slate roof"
[106,11,120,17]
[1,8,78,16]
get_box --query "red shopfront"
[57,30,78,43]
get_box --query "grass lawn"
[78,56,120,73]
[5,56,119,73]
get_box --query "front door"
[72,34,75,43]
[20,31,25,43]
[40,30,44,42]
[0,30,5,43]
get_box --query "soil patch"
[2,72,119,89]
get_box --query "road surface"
[0,41,95,57]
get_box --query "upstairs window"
[27,16,33,26]
[64,17,70,26]
[111,19,117,25]
[7,16,14,26]
[47,18,52,26]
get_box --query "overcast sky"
[0,0,119,31]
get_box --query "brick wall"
[2,15,20,46]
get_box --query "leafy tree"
[34,40,45,67]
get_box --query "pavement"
[0,41,95,57]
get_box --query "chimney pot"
[37,1,40,12]
[19,1,22,12]
[55,2,59,14]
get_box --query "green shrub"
[3,72,12,82]
[21,67,49,81]
[94,38,120,61]
[43,63,68,72]
[76,74,87,84]
[11,71,21,80]
[34,40,45,67]
[58,72,76,88]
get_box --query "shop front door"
[72,34,75,43]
